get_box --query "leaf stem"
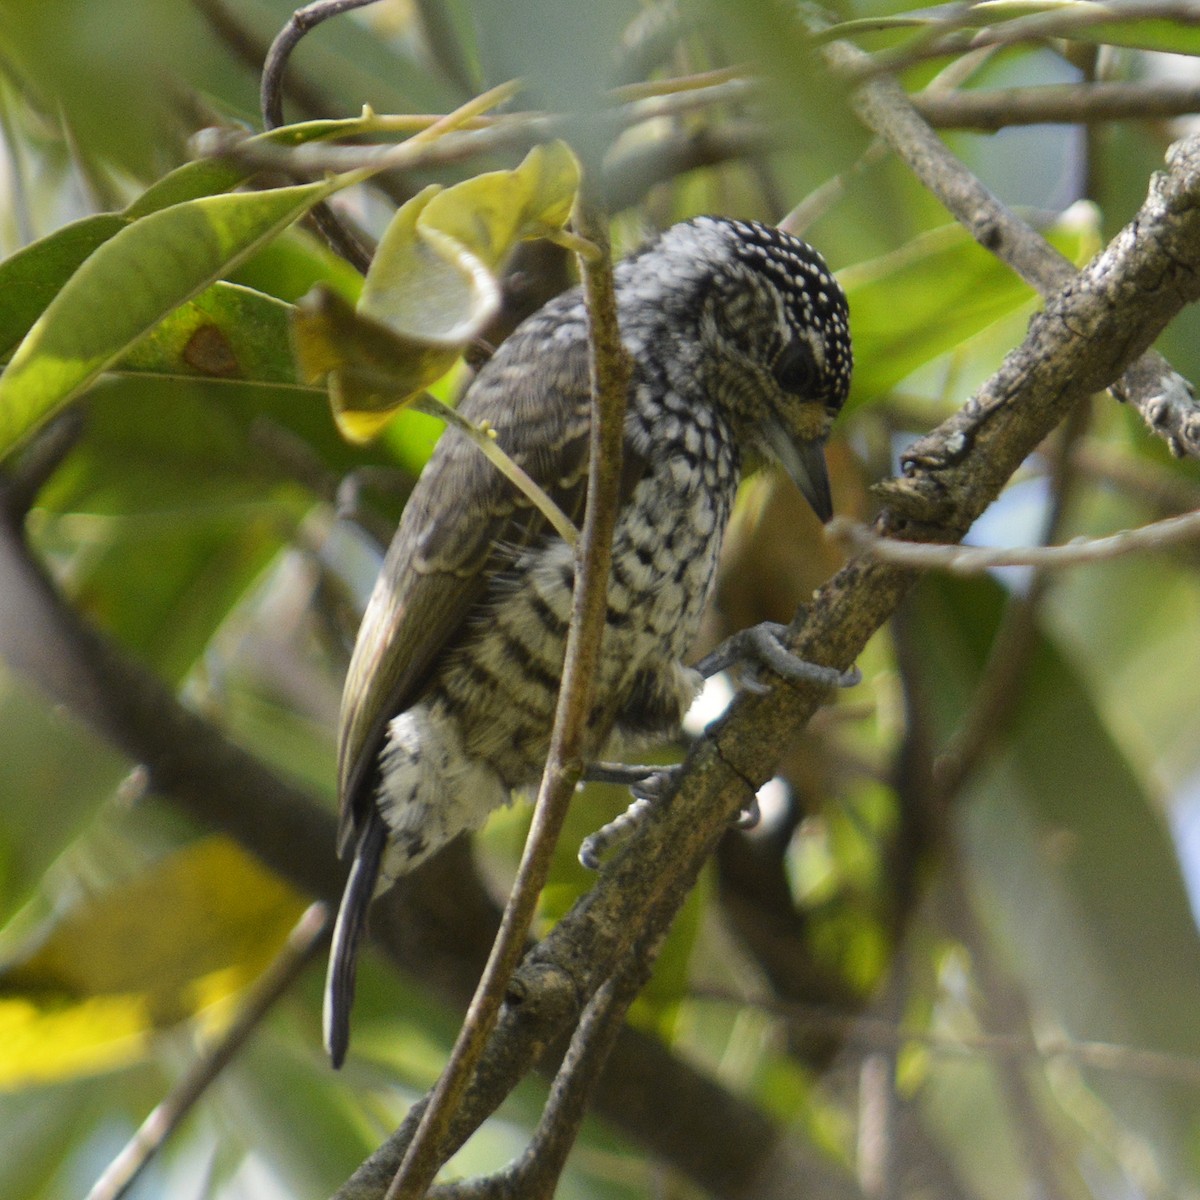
[415,394,580,547]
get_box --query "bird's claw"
[582,761,681,798]
[578,795,653,869]
[579,762,682,868]
[695,621,859,693]
[578,762,761,867]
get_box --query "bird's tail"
[324,810,387,1068]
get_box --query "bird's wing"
[336,323,642,855]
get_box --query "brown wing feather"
[336,327,602,855]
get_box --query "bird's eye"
[773,338,817,395]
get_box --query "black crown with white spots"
[720,218,852,401]
[626,216,853,417]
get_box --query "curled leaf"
[296,140,582,442]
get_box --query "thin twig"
[383,202,630,1200]
[1,410,85,524]
[840,2,1200,83]
[828,505,1200,572]
[415,394,580,547]
[610,64,748,103]
[85,904,330,1200]
[192,0,340,120]
[261,0,386,271]
[914,80,1200,131]
[691,986,1200,1086]
[214,76,760,180]
[430,948,656,1200]
[260,0,384,128]
[500,953,652,1199]
[1071,440,1200,514]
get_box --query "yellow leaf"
[0,836,305,1088]
[416,138,582,277]
[360,184,499,345]
[300,140,582,441]
[292,285,458,443]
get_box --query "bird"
[325,215,852,1066]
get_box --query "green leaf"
[840,212,1097,408]
[0,673,130,925]
[0,836,306,1088]
[228,226,364,306]
[293,277,455,442]
[0,179,337,460]
[118,282,302,388]
[0,214,128,361]
[0,159,263,366]
[122,158,248,220]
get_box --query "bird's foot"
[578,762,683,869]
[578,762,759,867]
[582,760,680,797]
[694,621,860,695]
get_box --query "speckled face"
[718,217,853,416]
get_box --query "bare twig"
[260,0,384,128]
[1071,440,1200,514]
[828,505,1200,573]
[430,946,656,1200]
[261,0,386,271]
[914,80,1200,131]
[85,904,330,1200]
[383,203,630,1200]
[212,76,760,180]
[693,987,1200,1086]
[602,120,773,213]
[499,948,653,1199]
[192,0,339,120]
[1,409,84,524]
[414,395,580,547]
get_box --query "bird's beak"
[767,425,833,523]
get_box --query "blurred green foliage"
[1,2,1200,1199]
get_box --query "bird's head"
[646,217,852,522]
